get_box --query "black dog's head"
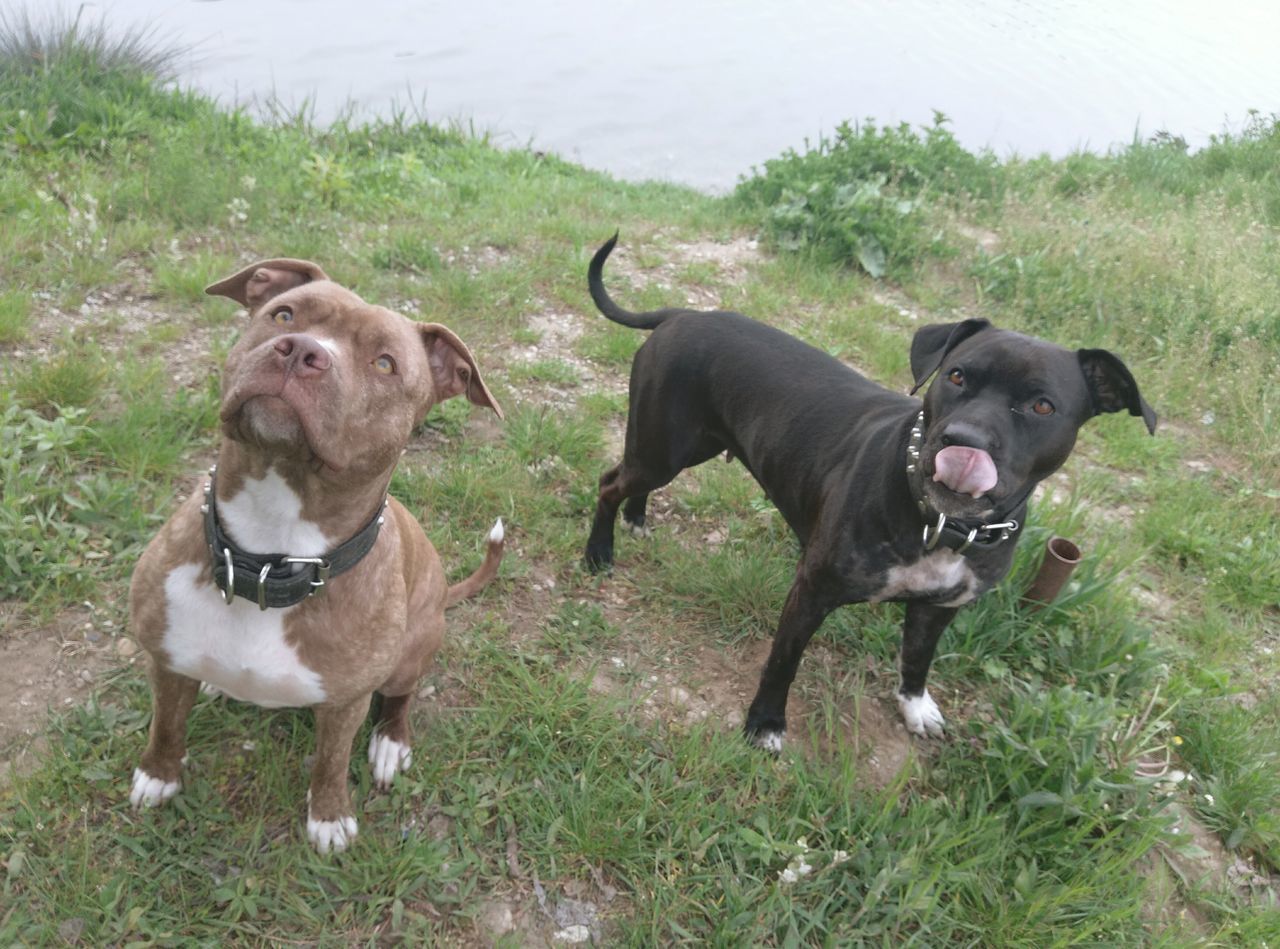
[908,319,1157,520]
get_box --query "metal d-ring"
[955,527,979,554]
[922,512,947,551]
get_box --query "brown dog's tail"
[445,518,505,609]
[589,232,689,331]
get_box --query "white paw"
[898,690,946,737]
[129,767,180,808]
[751,730,785,754]
[625,521,651,538]
[368,731,412,790]
[199,682,225,699]
[307,809,358,854]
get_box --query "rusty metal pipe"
[1020,537,1082,610]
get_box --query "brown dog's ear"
[419,323,504,419]
[205,259,330,310]
[909,319,991,393]
[1077,349,1157,434]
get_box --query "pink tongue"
[932,446,998,498]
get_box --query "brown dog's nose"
[274,334,331,377]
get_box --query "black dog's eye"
[947,368,964,386]
[1033,398,1055,416]
[272,307,294,325]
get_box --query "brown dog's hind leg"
[368,692,414,791]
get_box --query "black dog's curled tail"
[588,232,687,331]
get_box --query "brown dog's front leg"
[897,602,959,737]
[307,694,372,854]
[130,663,200,808]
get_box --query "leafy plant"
[736,113,999,276]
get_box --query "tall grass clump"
[968,121,1280,469]
[735,113,1000,277]
[0,5,193,156]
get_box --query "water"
[91,0,1280,191]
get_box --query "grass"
[1,16,1278,946]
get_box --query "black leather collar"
[201,466,386,609]
[905,411,1028,554]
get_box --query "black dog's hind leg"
[896,601,959,737]
[744,566,841,751]
[585,464,669,571]
[621,493,649,533]
[584,427,723,571]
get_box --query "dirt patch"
[443,243,513,277]
[0,602,130,786]
[503,309,625,414]
[575,606,920,789]
[598,233,762,308]
[11,277,220,395]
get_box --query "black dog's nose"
[940,420,993,451]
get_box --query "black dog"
[584,234,1156,748]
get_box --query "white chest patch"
[872,548,980,607]
[218,469,331,557]
[160,564,327,707]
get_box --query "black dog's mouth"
[931,445,998,498]
[921,446,1001,519]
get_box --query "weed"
[736,113,999,276]
[0,288,30,343]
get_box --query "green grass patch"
[2,15,1278,945]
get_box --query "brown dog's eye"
[947,368,964,386]
[272,307,293,325]
[1033,398,1055,416]
[374,355,396,375]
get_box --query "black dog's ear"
[1077,349,1157,434]
[909,319,991,393]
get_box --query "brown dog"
[128,258,504,853]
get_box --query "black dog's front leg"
[745,569,840,752]
[897,601,959,737]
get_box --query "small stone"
[554,925,591,944]
[115,638,138,658]
[58,918,86,943]
[478,901,516,936]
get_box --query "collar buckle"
[283,556,331,597]
[203,469,382,610]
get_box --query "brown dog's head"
[207,258,502,479]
